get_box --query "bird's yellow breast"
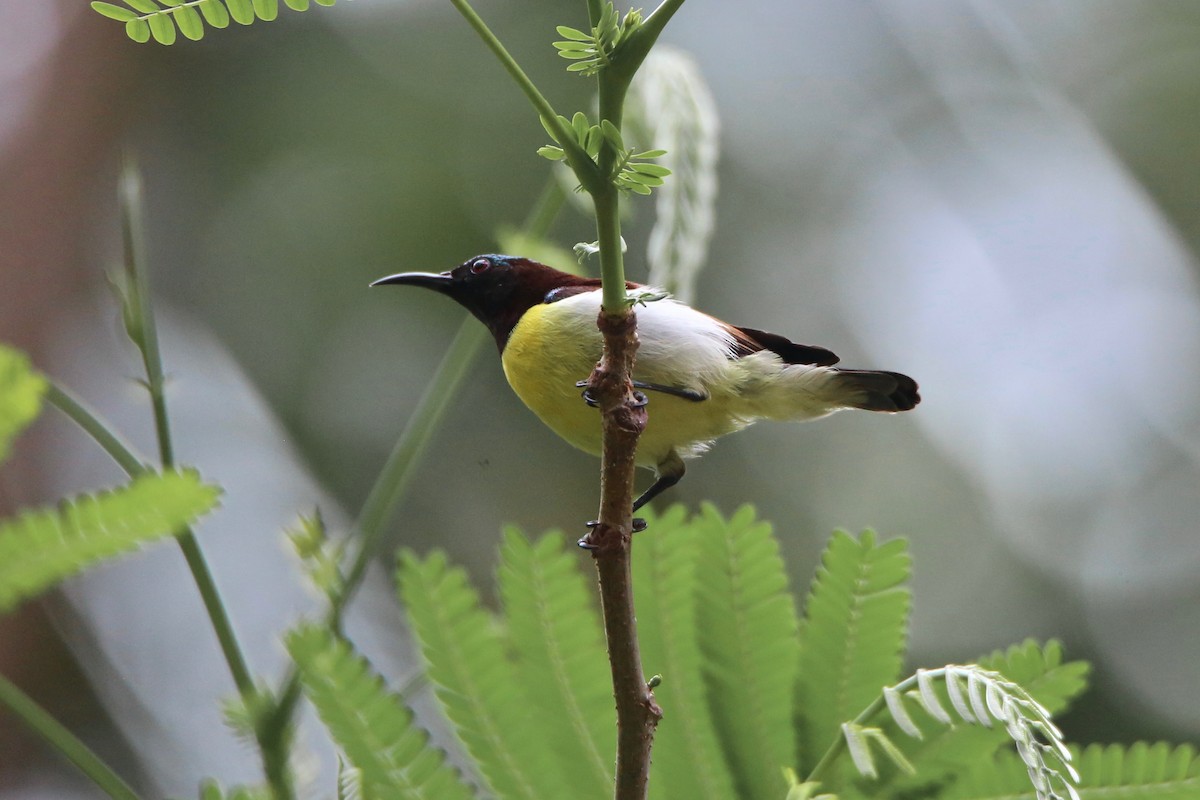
[501,300,746,467]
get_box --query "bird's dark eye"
[470,258,491,274]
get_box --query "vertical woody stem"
[586,310,661,800]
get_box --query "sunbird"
[374,255,919,514]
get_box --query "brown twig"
[584,308,663,800]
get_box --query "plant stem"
[44,383,148,477]
[0,673,143,800]
[585,310,660,800]
[118,157,285,797]
[448,0,598,189]
[579,8,681,797]
[616,0,687,83]
[806,695,886,784]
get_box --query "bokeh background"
[3,0,1200,796]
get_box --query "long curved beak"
[370,271,453,292]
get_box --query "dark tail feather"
[834,369,921,412]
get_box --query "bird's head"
[372,255,592,349]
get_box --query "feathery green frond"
[863,665,1079,800]
[397,550,573,800]
[693,504,799,800]
[286,625,474,800]
[626,46,720,304]
[632,506,737,800]
[943,743,1200,800]
[497,527,613,799]
[0,345,47,465]
[884,640,1089,796]
[0,469,220,612]
[89,0,346,44]
[796,530,911,771]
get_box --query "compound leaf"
[397,550,574,800]
[0,469,220,612]
[498,528,612,799]
[287,626,474,800]
[633,506,737,800]
[796,530,911,770]
[693,504,799,800]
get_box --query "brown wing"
[726,324,840,366]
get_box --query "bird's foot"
[580,517,648,547]
[575,379,599,408]
[582,518,648,532]
[576,381,651,409]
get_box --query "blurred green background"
[3,1,1200,796]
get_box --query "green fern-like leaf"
[0,469,220,612]
[632,506,738,800]
[978,639,1090,716]
[884,640,1089,796]
[89,0,344,44]
[497,527,613,799]
[0,345,47,465]
[551,3,643,76]
[397,550,574,800]
[286,625,474,800]
[942,743,1200,800]
[693,503,800,800]
[796,530,911,772]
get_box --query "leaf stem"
[448,0,598,189]
[617,0,687,82]
[0,673,143,800]
[44,383,147,477]
[806,693,887,784]
[118,156,283,796]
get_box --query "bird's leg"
[631,381,707,403]
[631,452,686,512]
[581,455,684,546]
[578,379,703,406]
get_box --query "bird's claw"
[576,381,600,408]
[577,381,650,409]
[581,517,648,535]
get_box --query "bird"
[373,254,919,515]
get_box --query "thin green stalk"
[613,0,687,84]
[448,0,599,189]
[118,157,256,700]
[120,157,173,468]
[0,673,143,800]
[805,695,886,785]
[44,383,148,477]
[118,157,285,797]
